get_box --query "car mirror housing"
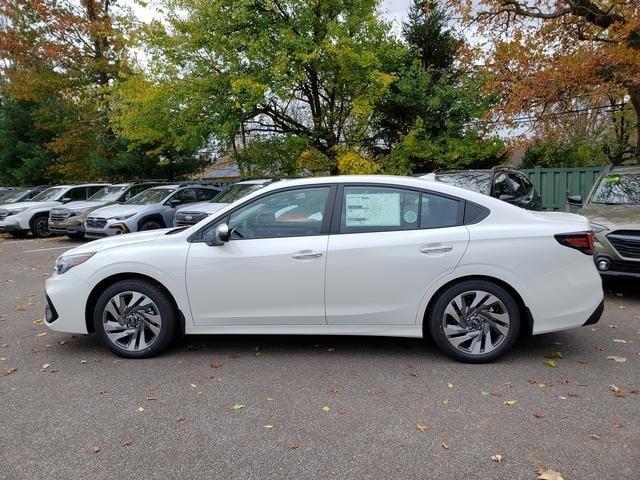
[566,195,583,206]
[61,197,72,204]
[206,223,230,246]
[498,194,515,202]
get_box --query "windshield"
[212,183,266,203]
[591,173,640,205]
[0,189,27,203]
[32,187,66,202]
[125,188,174,205]
[89,185,129,202]
[435,173,491,194]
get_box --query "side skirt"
[185,324,423,338]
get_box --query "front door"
[186,185,334,326]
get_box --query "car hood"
[55,200,112,213]
[582,203,640,230]
[89,204,144,218]
[177,202,229,215]
[65,228,174,255]
[0,200,59,211]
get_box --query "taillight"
[554,232,594,255]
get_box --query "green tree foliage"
[522,137,609,169]
[374,0,505,172]
[0,97,54,185]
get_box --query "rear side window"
[197,188,219,201]
[420,193,460,229]
[66,187,88,201]
[340,186,419,233]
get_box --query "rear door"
[325,184,469,325]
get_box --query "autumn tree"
[454,0,640,163]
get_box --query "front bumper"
[594,254,640,279]
[49,219,85,235]
[85,223,130,239]
[44,272,90,334]
[0,221,23,232]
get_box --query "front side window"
[204,186,330,240]
[32,187,66,202]
[170,188,198,205]
[340,186,419,233]
[66,187,89,201]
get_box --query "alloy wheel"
[102,291,162,351]
[442,290,510,355]
[34,217,50,237]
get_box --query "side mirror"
[206,223,230,246]
[498,194,515,202]
[61,197,72,204]
[168,198,182,207]
[567,195,583,206]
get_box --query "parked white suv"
[0,183,108,238]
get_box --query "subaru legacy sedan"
[44,176,603,363]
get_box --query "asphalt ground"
[0,234,638,480]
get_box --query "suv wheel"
[93,279,176,358]
[139,219,162,231]
[30,214,51,238]
[428,280,520,363]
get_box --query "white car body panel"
[45,176,603,347]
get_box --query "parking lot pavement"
[0,234,638,480]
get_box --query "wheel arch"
[137,214,166,230]
[84,272,185,336]
[421,275,533,339]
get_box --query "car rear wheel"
[93,280,176,358]
[139,219,162,231]
[29,214,51,238]
[427,280,520,363]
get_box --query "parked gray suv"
[48,182,165,239]
[84,184,221,239]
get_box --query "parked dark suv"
[421,167,542,210]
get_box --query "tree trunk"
[629,84,640,164]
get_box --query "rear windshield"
[125,188,175,205]
[590,173,640,205]
[435,173,491,194]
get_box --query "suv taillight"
[554,232,594,255]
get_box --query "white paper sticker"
[345,192,400,227]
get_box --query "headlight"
[590,222,608,233]
[7,207,28,215]
[55,253,95,275]
[109,213,135,221]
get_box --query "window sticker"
[345,192,401,226]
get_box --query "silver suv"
[84,184,221,239]
[174,179,275,226]
[48,182,165,239]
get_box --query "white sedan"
[44,176,604,362]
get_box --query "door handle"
[420,245,453,254]
[292,251,323,260]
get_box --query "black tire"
[9,230,29,238]
[29,214,51,238]
[93,279,176,359]
[66,231,85,240]
[139,219,163,231]
[427,280,520,363]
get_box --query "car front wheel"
[428,280,520,363]
[93,279,176,358]
[30,214,51,238]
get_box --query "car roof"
[609,165,640,174]
[236,179,273,185]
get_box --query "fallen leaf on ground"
[289,443,300,449]
[415,423,428,432]
[607,356,627,363]
[546,352,563,359]
[537,469,564,480]
[613,339,627,343]
[447,382,454,389]
[532,411,544,418]
[92,447,102,454]
[544,360,557,368]
[40,363,50,371]
[503,400,517,406]
[190,383,197,388]
[211,361,222,368]
[32,318,44,325]
[337,408,347,415]
[36,332,46,337]
[614,419,624,429]
[590,433,600,440]
[121,439,133,447]
[490,454,503,463]
[3,367,17,376]
[322,405,330,412]
[367,388,376,396]
[229,353,240,359]
[329,388,341,394]
[137,406,144,412]
[14,304,25,311]
[577,360,588,364]
[176,416,185,422]
[264,424,274,429]
[480,389,489,396]
[233,403,246,410]
[441,442,449,449]
[145,396,157,401]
